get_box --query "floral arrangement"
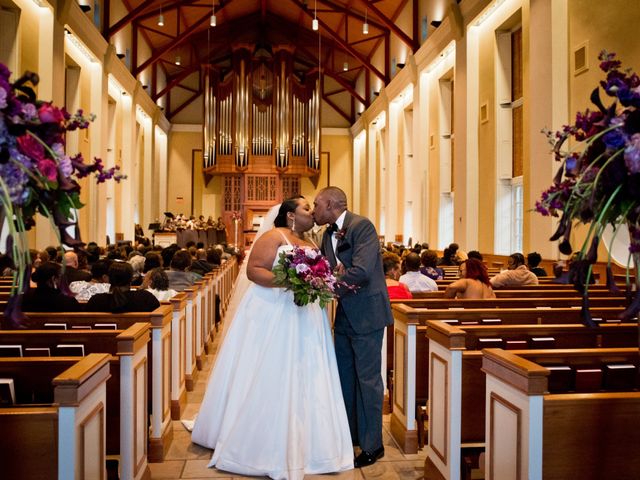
[272,246,344,308]
[231,211,242,222]
[0,63,124,326]
[535,50,640,323]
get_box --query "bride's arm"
[246,230,282,287]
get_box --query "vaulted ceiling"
[104,0,427,123]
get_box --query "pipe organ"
[202,45,322,246]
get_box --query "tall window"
[438,75,454,249]
[495,24,523,254]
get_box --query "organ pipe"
[203,69,217,167]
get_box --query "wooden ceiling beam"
[134,10,212,76]
[290,0,387,83]
[319,0,386,31]
[167,90,201,119]
[349,33,384,47]
[295,43,367,105]
[361,0,417,51]
[323,93,352,123]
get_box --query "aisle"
[149,333,426,480]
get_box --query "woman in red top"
[383,252,412,299]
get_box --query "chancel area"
[1,0,640,479]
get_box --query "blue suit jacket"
[322,211,393,334]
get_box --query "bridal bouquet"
[273,246,341,308]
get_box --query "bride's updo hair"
[274,196,304,228]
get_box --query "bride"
[190,197,354,479]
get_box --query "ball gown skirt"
[191,247,353,480]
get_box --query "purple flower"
[37,103,65,124]
[0,160,29,203]
[0,86,6,109]
[602,128,627,150]
[21,102,37,119]
[625,133,640,173]
[58,154,73,177]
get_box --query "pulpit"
[154,232,177,248]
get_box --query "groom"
[313,186,393,468]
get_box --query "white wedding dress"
[190,241,354,480]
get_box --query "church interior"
[1,0,640,479]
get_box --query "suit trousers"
[334,305,385,453]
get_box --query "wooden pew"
[424,325,639,480]
[390,296,626,309]
[0,354,111,480]
[169,292,188,419]
[482,348,640,480]
[0,324,151,480]
[392,304,626,326]
[16,306,174,462]
[409,288,621,299]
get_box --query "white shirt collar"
[334,211,347,230]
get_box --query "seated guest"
[438,247,458,266]
[23,262,83,312]
[444,259,496,299]
[161,244,180,270]
[449,242,468,264]
[143,267,178,302]
[467,250,484,261]
[29,248,49,269]
[86,262,159,313]
[63,251,92,284]
[420,249,445,280]
[551,262,570,284]
[206,247,222,267]
[400,253,438,292]
[143,251,163,274]
[527,251,548,277]
[166,250,198,291]
[86,242,101,265]
[490,253,539,288]
[383,253,412,299]
[190,249,214,277]
[69,259,111,301]
[128,254,145,286]
[45,245,62,263]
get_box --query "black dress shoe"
[354,446,385,468]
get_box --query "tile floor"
[149,332,428,480]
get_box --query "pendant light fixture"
[363,7,369,34]
[312,0,318,30]
[210,0,216,26]
[158,3,164,27]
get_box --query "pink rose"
[310,261,328,276]
[37,159,58,181]
[17,134,45,161]
[38,103,65,124]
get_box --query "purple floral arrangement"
[272,246,344,308]
[536,51,640,324]
[0,62,125,326]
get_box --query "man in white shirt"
[399,252,438,292]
